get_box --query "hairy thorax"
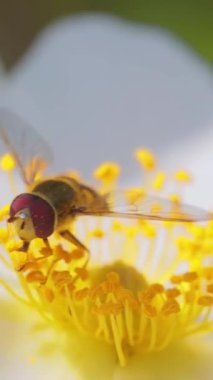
[31,176,109,229]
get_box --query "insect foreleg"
[59,230,89,253]
[18,240,30,252]
[43,238,51,249]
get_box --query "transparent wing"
[77,192,211,222]
[0,108,53,184]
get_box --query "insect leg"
[60,230,89,253]
[17,240,29,252]
[60,230,89,285]
[43,238,51,249]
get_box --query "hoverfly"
[0,108,211,252]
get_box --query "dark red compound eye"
[10,193,55,238]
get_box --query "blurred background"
[0,2,213,379]
[0,1,213,208]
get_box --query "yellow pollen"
[182,271,198,282]
[75,267,88,281]
[198,295,213,306]
[0,153,16,171]
[148,283,164,295]
[170,274,183,285]
[0,227,9,243]
[143,303,157,318]
[39,286,55,303]
[26,271,46,283]
[74,287,89,301]
[166,288,181,298]
[174,170,192,182]
[93,162,120,183]
[171,271,199,284]
[30,238,46,250]
[89,228,105,238]
[70,248,85,260]
[152,171,166,190]
[10,251,28,271]
[161,299,180,316]
[54,245,72,263]
[5,240,24,252]
[134,148,156,170]
[0,204,9,221]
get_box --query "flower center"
[0,150,213,367]
[91,261,148,292]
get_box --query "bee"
[0,109,211,252]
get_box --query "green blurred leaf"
[0,0,213,69]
